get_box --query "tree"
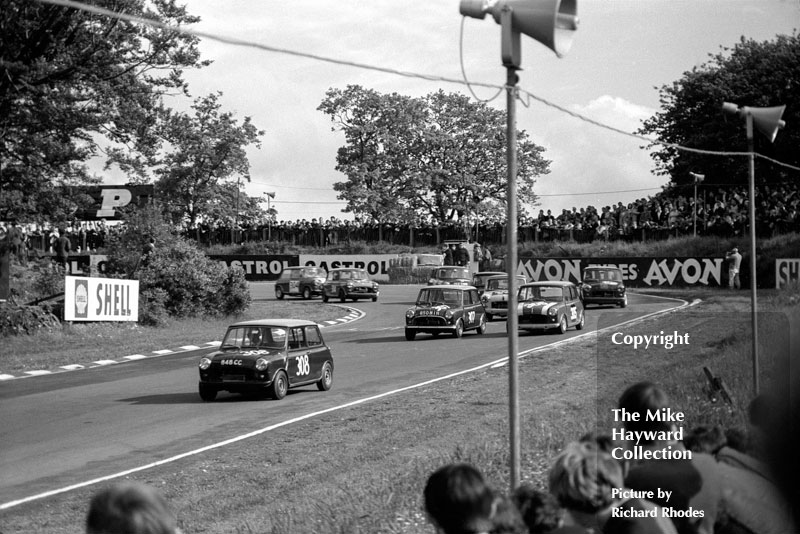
[103,202,250,325]
[0,0,209,222]
[154,93,264,226]
[638,33,800,187]
[318,86,550,226]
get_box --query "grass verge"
[0,289,796,533]
[0,301,348,374]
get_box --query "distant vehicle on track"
[428,266,471,286]
[321,268,379,302]
[580,266,627,308]
[405,285,486,340]
[198,319,333,401]
[274,266,326,300]
[509,281,585,335]
[481,274,527,321]
[471,270,506,295]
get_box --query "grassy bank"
[1,288,796,533]
[0,300,346,374]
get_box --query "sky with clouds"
[109,0,799,222]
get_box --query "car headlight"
[255,358,269,371]
[406,309,415,319]
[445,310,453,319]
[346,282,354,288]
[199,357,212,370]
[428,278,435,284]
[548,308,557,316]
[581,284,591,292]
[481,296,489,304]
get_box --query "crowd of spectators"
[3,181,799,259]
[0,220,117,264]
[81,381,795,534]
[420,381,794,534]
[179,181,800,249]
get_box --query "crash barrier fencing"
[53,254,800,289]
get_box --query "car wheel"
[275,286,284,300]
[322,293,329,303]
[453,319,464,338]
[576,312,585,330]
[371,296,378,302]
[302,286,312,300]
[317,362,333,391]
[557,315,568,334]
[619,296,627,308]
[269,371,288,400]
[198,384,217,402]
[486,312,493,321]
[476,315,487,335]
[405,328,416,341]
[339,289,347,303]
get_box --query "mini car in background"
[471,270,506,295]
[274,266,326,300]
[481,274,527,321]
[405,285,486,340]
[198,319,333,401]
[580,266,627,308]
[322,268,380,302]
[509,281,585,335]
[428,266,471,286]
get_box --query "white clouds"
[528,95,660,214]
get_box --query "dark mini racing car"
[274,266,326,300]
[321,268,380,302]
[509,281,585,334]
[580,266,627,308]
[427,266,472,286]
[198,319,333,401]
[405,285,486,340]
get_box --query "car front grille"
[413,317,446,326]
[519,315,551,325]
[492,301,508,309]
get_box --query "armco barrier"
[52,254,765,288]
[517,257,726,287]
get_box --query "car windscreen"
[519,286,564,302]
[221,327,287,349]
[304,267,324,277]
[584,269,621,282]
[437,268,469,279]
[417,289,463,306]
[486,278,508,290]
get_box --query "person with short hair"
[548,440,677,534]
[86,482,180,534]
[512,484,589,534]
[424,463,496,534]
[618,382,722,534]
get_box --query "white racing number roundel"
[295,354,310,376]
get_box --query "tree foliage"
[638,33,800,187]
[103,202,250,325]
[318,86,550,225]
[153,93,264,226]
[0,0,209,222]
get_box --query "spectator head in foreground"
[424,463,496,534]
[86,482,180,534]
[548,441,621,518]
[617,381,673,440]
[511,484,565,534]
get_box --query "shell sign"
[64,276,139,322]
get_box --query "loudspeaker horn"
[746,105,786,143]
[460,0,578,57]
